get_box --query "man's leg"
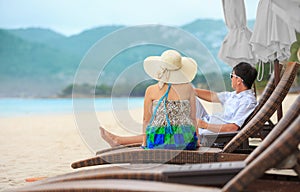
[198,128,215,145]
[100,127,143,147]
[198,128,215,135]
[196,97,208,119]
[195,97,212,144]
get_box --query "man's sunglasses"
[230,73,244,81]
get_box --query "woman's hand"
[142,134,147,147]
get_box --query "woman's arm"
[142,86,153,146]
[189,87,197,131]
[189,85,200,146]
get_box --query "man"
[196,62,257,135]
[100,62,258,147]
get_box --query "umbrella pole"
[253,83,257,98]
[274,59,283,121]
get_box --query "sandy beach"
[0,94,298,191]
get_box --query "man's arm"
[197,119,239,132]
[194,88,220,103]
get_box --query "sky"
[0,0,260,36]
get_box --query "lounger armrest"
[200,131,239,147]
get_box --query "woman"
[141,49,199,149]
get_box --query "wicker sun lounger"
[223,115,300,192]
[72,147,247,168]
[15,111,300,192]
[16,179,220,192]
[14,177,300,192]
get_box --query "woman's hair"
[233,62,258,89]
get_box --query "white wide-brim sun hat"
[143,50,197,84]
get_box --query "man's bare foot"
[99,127,121,147]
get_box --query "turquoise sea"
[0,97,144,117]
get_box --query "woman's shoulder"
[145,84,160,97]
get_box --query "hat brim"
[143,56,197,84]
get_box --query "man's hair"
[233,62,258,89]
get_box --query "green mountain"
[8,28,66,45]
[0,29,79,97]
[0,26,126,97]
[0,19,258,97]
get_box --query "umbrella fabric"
[250,0,297,63]
[218,0,256,67]
[272,0,300,33]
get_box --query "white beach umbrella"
[249,0,297,63]
[271,0,300,33]
[218,0,256,67]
